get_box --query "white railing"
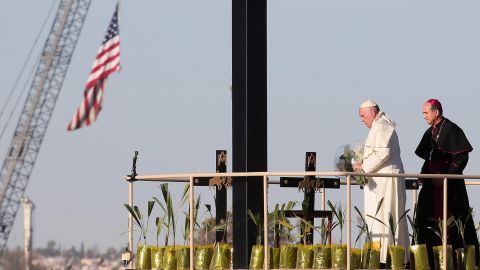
[124,171,480,270]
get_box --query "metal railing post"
[263,174,269,270]
[346,174,351,270]
[128,181,134,269]
[189,176,194,270]
[443,177,448,270]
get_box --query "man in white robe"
[353,100,409,265]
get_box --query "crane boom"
[0,0,92,255]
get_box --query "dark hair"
[372,105,380,113]
[431,104,442,115]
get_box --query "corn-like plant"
[427,216,455,246]
[153,183,189,248]
[368,209,410,246]
[203,204,214,243]
[155,215,165,247]
[407,205,419,245]
[453,208,473,249]
[248,209,264,245]
[269,204,281,247]
[328,200,346,244]
[215,213,230,243]
[124,200,155,246]
[182,194,202,245]
[201,203,231,244]
[268,203,296,247]
[154,184,173,246]
[319,219,332,245]
[276,201,297,244]
[287,212,333,245]
[272,201,296,245]
[354,197,384,246]
[282,198,337,245]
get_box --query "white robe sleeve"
[362,145,391,173]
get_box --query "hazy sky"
[1,0,480,251]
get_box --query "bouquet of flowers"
[334,144,369,186]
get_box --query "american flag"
[67,4,120,131]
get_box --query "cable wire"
[0,0,59,140]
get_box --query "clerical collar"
[431,118,445,143]
[433,117,445,128]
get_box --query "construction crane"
[0,0,92,255]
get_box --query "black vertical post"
[304,152,316,244]
[232,0,267,268]
[215,150,227,242]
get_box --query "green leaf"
[124,204,142,228]
[300,218,315,232]
[407,215,417,245]
[278,220,294,230]
[388,213,395,233]
[354,225,364,246]
[285,201,296,211]
[153,197,167,215]
[156,216,164,234]
[147,200,155,218]
[375,197,384,216]
[179,184,190,207]
[133,206,142,223]
[366,214,388,228]
[406,215,414,228]
[354,205,371,244]
[396,209,410,228]
[273,204,279,221]
[193,195,201,229]
[247,209,259,227]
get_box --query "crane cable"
[0,0,59,140]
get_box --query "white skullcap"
[360,99,378,108]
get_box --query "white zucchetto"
[360,99,378,108]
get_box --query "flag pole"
[128,180,133,269]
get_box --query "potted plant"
[268,203,282,269]
[313,219,334,269]
[151,215,166,270]
[248,205,293,270]
[453,208,476,270]
[355,198,384,269]
[328,200,348,269]
[124,200,155,270]
[194,203,215,270]
[154,183,175,270]
[293,199,317,269]
[367,209,410,270]
[354,204,371,269]
[209,211,232,270]
[351,205,375,270]
[407,208,430,270]
[428,216,455,270]
[248,209,266,269]
[267,202,294,268]
[153,183,190,270]
[277,201,298,269]
[174,194,201,270]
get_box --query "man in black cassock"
[415,98,479,269]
